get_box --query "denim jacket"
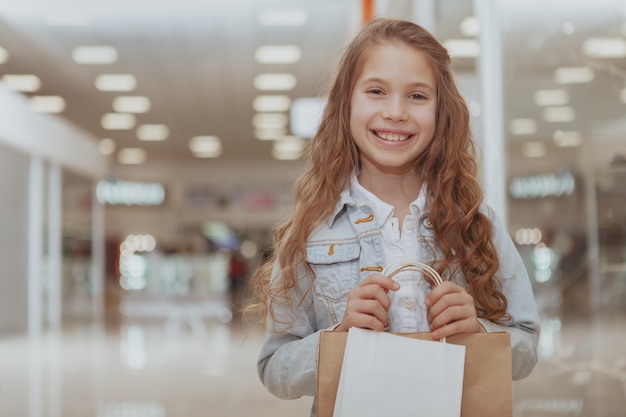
[258,188,540,414]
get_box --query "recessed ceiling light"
[290,97,327,138]
[1,74,41,92]
[254,73,297,91]
[101,113,136,130]
[136,124,169,141]
[255,127,288,140]
[189,136,222,158]
[554,67,594,84]
[252,113,289,129]
[257,8,309,27]
[534,89,569,106]
[542,106,576,123]
[553,130,582,147]
[96,74,137,92]
[272,136,306,160]
[521,141,547,158]
[29,95,66,113]
[255,45,301,64]
[117,148,146,164]
[98,138,116,155]
[509,118,537,135]
[0,47,8,64]
[582,37,626,58]
[113,96,151,113]
[72,46,118,64]
[459,16,480,37]
[253,95,292,112]
[442,39,480,58]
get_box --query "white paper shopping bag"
[333,327,466,417]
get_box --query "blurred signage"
[96,180,165,206]
[509,171,575,199]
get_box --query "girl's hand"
[335,274,400,332]
[425,281,485,340]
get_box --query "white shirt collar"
[349,174,428,223]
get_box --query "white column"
[584,172,601,314]
[47,163,62,330]
[475,0,507,221]
[412,0,436,33]
[91,182,105,322]
[28,155,44,338]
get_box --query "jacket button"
[423,217,433,228]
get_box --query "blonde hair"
[247,18,507,329]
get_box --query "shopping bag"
[332,327,465,417]
[317,262,513,417]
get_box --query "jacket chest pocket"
[307,243,360,323]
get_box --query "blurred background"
[0,0,625,416]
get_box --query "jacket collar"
[326,188,356,228]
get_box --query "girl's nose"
[381,97,408,121]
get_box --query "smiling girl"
[250,18,539,414]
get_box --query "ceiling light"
[521,141,547,158]
[272,136,306,160]
[459,16,480,37]
[113,96,151,113]
[96,74,137,91]
[0,47,8,64]
[255,127,288,140]
[509,118,537,135]
[542,106,576,123]
[98,138,116,155]
[442,39,480,58]
[553,130,582,147]
[253,95,292,112]
[290,97,327,138]
[582,37,626,58]
[72,46,118,64]
[255,45,301,64]
[117,148,146,165]
[562,22,575,35]
[254,73,297,91]
[136,124,169,141]
[258,8,309,26]
[1,74,41,92]
[29,95,66,113]
[252,113,288,129]
[554,67,594,84]
[534,89,569,106]
[101,113,136,130]
[189,136,222,158]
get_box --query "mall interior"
[1,0,625,416]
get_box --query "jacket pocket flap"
[306,243,360,265]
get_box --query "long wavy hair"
[248,18,508,329]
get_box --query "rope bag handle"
[381,261,446,342]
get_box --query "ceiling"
[0,0,625,172]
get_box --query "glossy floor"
[1,307,625,417]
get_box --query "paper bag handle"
[382,261,447,342]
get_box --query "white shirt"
[350,175,431,332]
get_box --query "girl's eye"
[410,93,427,100]
[367,88,384,95]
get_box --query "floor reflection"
[0,305,625,416]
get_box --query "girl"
[250,18,539,412]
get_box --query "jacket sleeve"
[257,261,328,399]
[478,206,541,380]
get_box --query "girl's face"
[349,41,437,177]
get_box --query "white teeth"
[377,131,410,142]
